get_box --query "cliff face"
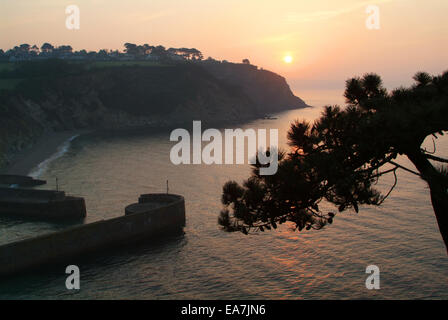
[201,61,308,113]
[0,62,307,168]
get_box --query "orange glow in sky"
[1,0,447,91]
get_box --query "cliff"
[0,60,308,169]
[200,61,307,113]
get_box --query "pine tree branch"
[421,138,436,154]
[423,154,448,163]
[377,169,398,205]
[389,160,421,177]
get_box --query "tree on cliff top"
[219,71,448,251]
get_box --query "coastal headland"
[0,59,308,174]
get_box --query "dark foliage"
[219,71,448,251]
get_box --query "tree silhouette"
[124,43,139,55]
[219,71,448,251]
[40,43,54,53]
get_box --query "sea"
[0,89,447,299]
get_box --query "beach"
[0,130,85,177]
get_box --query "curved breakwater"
[0,194,185,277]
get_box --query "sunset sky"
[1,0,447,95]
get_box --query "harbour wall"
[0,193,185,277]
[0,187,86,220]
[0,175,46,187]
[0,187,65,200]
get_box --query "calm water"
[0,102,447,299]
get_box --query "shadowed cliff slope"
[201,60,307,113]
[0,60,308,168]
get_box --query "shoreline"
[0,130,87,177]
[0,106,311,178]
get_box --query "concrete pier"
[0,193,185,277]
[0,187,86,221]
[0,175,46,187]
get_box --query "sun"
[283,55,293,64]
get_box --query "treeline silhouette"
[0,43,206,63]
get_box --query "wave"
[28,134,80,178]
